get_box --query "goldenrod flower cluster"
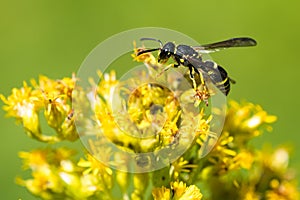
[1,46,299,200]
[1,75,77,142]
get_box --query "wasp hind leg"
[189,66,210,106]
[188,65,198,90]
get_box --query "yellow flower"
[269,148,290,172]
[208,131,236,165]
[78,153,112,177]
[195,108,216,156]
[170,157,198,179]
[17,168,63,199]
[19,147,76,171]
[1,82,41,135]
[232,150,254,170]
[2,42,296,200]
[4,37,300,200]
[78,153,113,191]
[52,147,76,166]
[131,41,159,66]
[31,74,76,100]
[17,148,77,199]
[261,147,290,173]
[266,179,299,200]
[243,187,260,200]
[195,109,212,137]
[171,181,203,200]
[60,109,78,141]
[90,69,183,155]
[178,185,203,200]
[17,147,111,199]
[19,149,49,170]
[152,186,171,200]
[152,181,203,200]
[225,101,277,138]
[172,181,188,198]
[43,94,68,130]
[95,70,118,101]
[1,75,78,142]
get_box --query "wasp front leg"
[157,63,179,78]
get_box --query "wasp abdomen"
[203,61,230,95]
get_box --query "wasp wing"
[183,55,208,74]
[185,56,231,95]
[184,55,215,86]
[193,37,257,53]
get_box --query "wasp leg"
[188,65,198,90]
[156,63,179,78]
[190,66,209,92]
[191,66,210,106]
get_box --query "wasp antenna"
[140,38,163,47]
[136,48,160,56]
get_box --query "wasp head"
[158,42,175,64]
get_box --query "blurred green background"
[0,0,299,199]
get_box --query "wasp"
[137,37,257,99]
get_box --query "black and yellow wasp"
[137,37,257,97]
